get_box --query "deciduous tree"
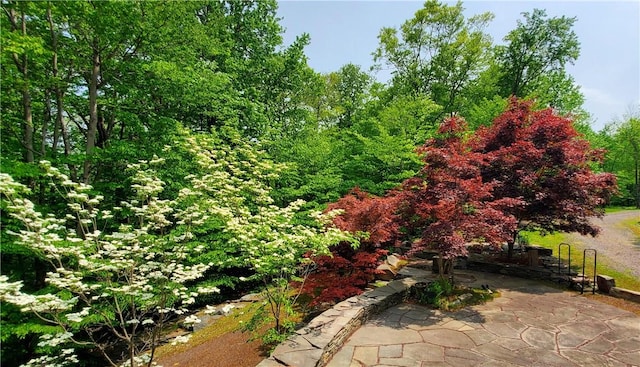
[496,9,583,115]
[473,99,618,254]
[373,0,493,118]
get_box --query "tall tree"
[605,110,640,207]
[496,9,582,114]
[373,0,493,119]
[2,1,49,173]
[332,63,373,128]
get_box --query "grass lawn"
[521,231,640,291]
[619,217,640,237]
[604,206,638,214]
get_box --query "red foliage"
[300,245,388,307]
[473,98,618,237]
[397,116,520,259]
[327,188,401,250]
[306,98,618,307]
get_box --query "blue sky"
[277,1,640,131]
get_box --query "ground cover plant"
[408,277,497,311]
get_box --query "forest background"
[1,1,638,366]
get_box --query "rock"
[525,246,553,257]
[416,250,439,260]
[458,293,473,302]
[597,275,616,294]
[386,254,402,268]
[376,263,397,281]
[236,293,263,303]
[610,287,640,303]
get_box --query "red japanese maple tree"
[396,116,521,259]
[308,98,617,302]
[473,98,617,254]
[299,189,398,306]
[326,187,402,251]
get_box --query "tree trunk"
[22,82,34,165]
[7,5,46,288]
[46,4,77,181]
[84,42,100,184]
[43,89,51,157]
[9,8,35,167]
[507,231,519,259]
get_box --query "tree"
[604,109,640,207]
[0,128,354,365]
[396,117,520,260]
[327,99,618,265]
[373,0,493,118]
[328,64,373,128]
[0,161,216,367]
[496,9,582,115]
[473,99,618,254]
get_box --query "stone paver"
[327,270,640,367]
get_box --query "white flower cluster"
[1,133,357,367]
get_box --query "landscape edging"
[255,267,430,367]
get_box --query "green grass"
[521,231,640,291]
[620,217,640,237]
[605,206,638,213]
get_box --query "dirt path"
[566,210,640,279]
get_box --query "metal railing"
[558,243,571,277]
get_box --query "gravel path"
[566,210,640,280]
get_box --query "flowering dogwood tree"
[0,160,215,367]
[0,129,354,366]
[177,132,356,343]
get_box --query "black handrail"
[581,249,597,295]
[558,243,571,277]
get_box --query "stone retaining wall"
[255,267,431,367]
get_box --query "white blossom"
[170,334,191,346]
[183,315,201,325]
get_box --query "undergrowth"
[408,277,498,311]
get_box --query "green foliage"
[0,0,632,363]
[373,0,493,117]
[410,278,453,306]
[410,279,496,311]
[495,8,582,115]
[241,280,299,350]
[603,111,640,207]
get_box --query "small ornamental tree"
[297,189,397,306]
[397,116,521,261]
[473,98,618,255]
[0,161,216,367]
[325,98,617,274]
[176,131,356,345]
[0,129,355,366]
[326,187,401,250]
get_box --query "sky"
[276,1,640,131]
